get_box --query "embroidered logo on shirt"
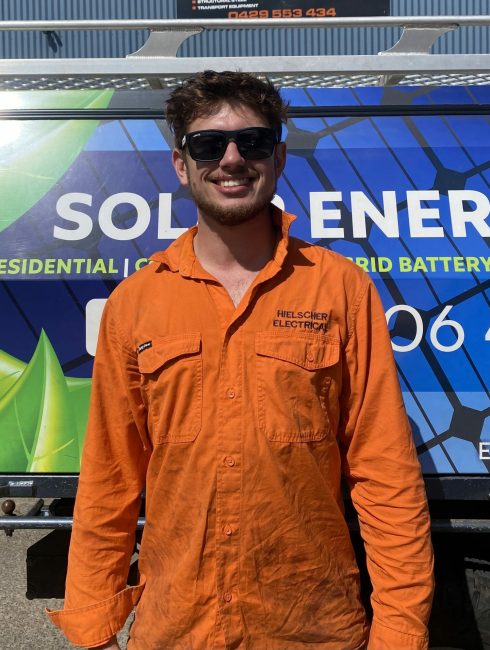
[137,341,152,354]
[273,309,329,332]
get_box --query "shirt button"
[227,388,236,399]
[306,352,315,362]
[223,592,232,603]
[223,525,233,536]
[224,456,236,467]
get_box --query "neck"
[194,207,276,273]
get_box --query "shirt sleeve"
[46,297,152,648]
[338,275,435,650]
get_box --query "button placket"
[215,333,243,648]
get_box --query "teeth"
[218,178,250,187]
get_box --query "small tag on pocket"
[137,341,152,354]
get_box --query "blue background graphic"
[0,86,489,475]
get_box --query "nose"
[220,140,245,167]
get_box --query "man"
[48,71,434,649]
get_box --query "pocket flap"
[138,333,201,374]
[255,331,339,370]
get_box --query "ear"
[274,141,287,178]
[172,148,189,186]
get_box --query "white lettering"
[448,190,490,237]
[310,192,344,238]
[351,191,399,238]
[407,190,444,238]
[479,442,490,460]
[99,192,151,241]
[85,298,107,356]
[429,305,465,353]
[54,193,93,241]
[385,304,424,352]
[54,189,490,243]
[271,194,285,211]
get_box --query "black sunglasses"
[181,127,279,162]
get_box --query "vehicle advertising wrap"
[0,86,489,476]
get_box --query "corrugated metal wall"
[0,0,162,59]
[181,0,490,58]
[394,0,490,54]
[0,0,488,59]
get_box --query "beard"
[187,174,276,227]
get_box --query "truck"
[0,15,489,649]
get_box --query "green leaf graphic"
[0,348,26,399]
[0,89,114,234]
[0,332,92,472]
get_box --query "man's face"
[172,102,286,226]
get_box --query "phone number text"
[228,8,337,19]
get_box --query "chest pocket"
[255,331,340,442]
[138,333,202,444]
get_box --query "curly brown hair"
[165,70,288,149]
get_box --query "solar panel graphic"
[0,86,488,475]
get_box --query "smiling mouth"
[214,178,252,187]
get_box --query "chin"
[196,196,274,227]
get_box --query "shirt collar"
[149,205,296,278]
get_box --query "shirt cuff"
[46,575,146,648]
[367,619,429,650]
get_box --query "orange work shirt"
[48,208,434,650]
